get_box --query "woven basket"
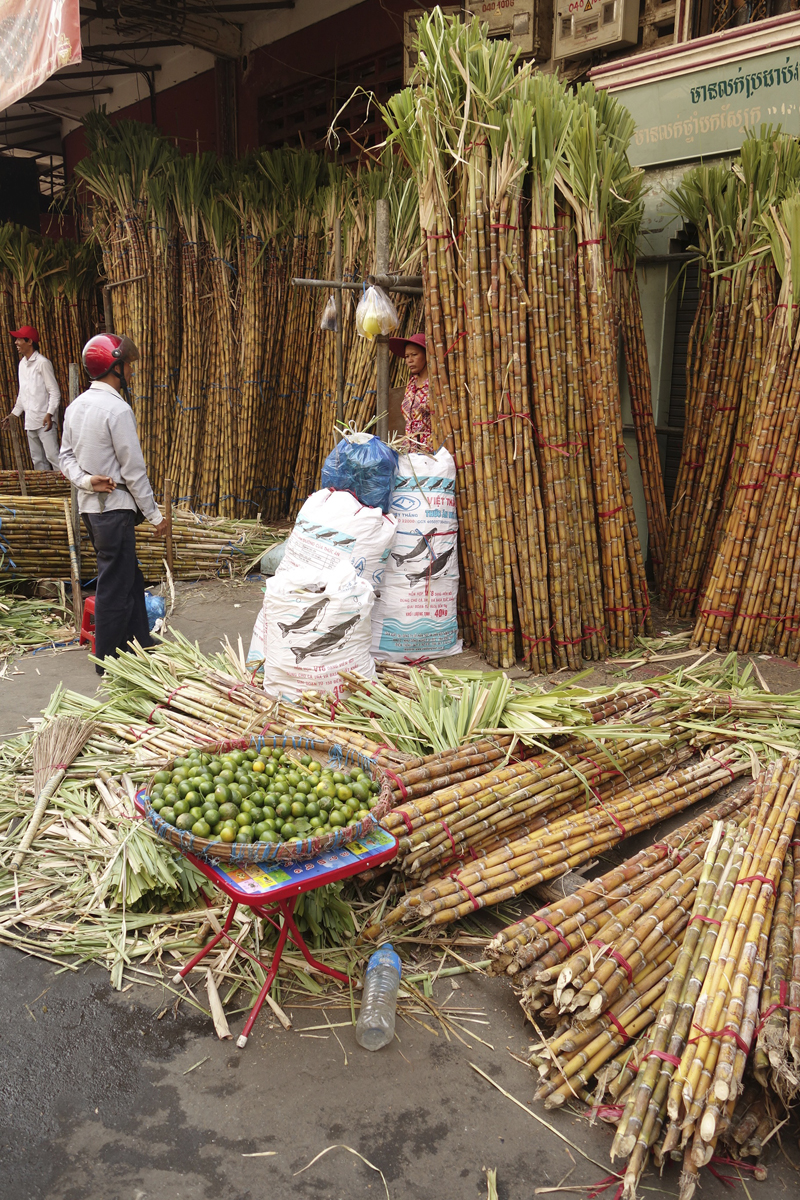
[141,733,394,865]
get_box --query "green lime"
[275,801,292,820]
[153,770,171,785]
[235,830,250,844]
[173,798,189,816]
[280,821,297,839]
[352,782,369,802]
[198,779,215,796]
[236,812,251,828]
[309,816,324,830]
[151,798,165,812]
[191,819,211,838]
[329,810,346,828]
[218,768,234,785]
[189,806,205,821]
[262,806,276,822]
[218,801,238,821]
[290,800,306,818]
[214,784,231,804]
[245,748,258,761]
[219,826,236,843]
[175,813,194,831]
[150,783,164,799]
[159,806,176,825]
[249,807,264,823]
[304,801,320,819]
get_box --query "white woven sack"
[386,448,458,583]
[371,576,462,663]
[278,488,397,589]
[261,561,376,699]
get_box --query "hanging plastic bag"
[320,432,399,514]
[320,294,338,332]
[355,285,398,341]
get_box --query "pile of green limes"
[147,745,380,845]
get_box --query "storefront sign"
[0,0,81,112]
[616,45,800,167]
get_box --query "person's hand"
[42,414,53,432]
[152,519,169,538]
[90,475,117,493]
[0,415,10,432]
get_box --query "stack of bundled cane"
[0,471,69,497]
[0,224,100,471]
[487,757,800,1200]
[75,116,420,520]
[0,495,281,581]
[381,11,656,669]
[658,132,800,664]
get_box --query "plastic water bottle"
[355,944,401,1051]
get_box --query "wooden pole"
[8,415,27,496]
[63,499,83,631]
[68,363,81,580]
[334,215,344,425]
[164,475,174,575]
[375,197,390,442]
[102,286,113,333]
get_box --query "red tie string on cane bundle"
[754,979,800,1034]
[689,914,721,929]
[535,913,572,952]
[440,819,461,861]
[590,941,634,983]
[397,809,414,836]
[644,1049,682,1068]
[652,842,686,863]
[605,1011,630,1044]
[449,871,480,911]
[380,765,408,800]
[688,1024,751,1055]
[737,874,775,896]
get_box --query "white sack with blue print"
[261,560,376,700]
[277,488,396,589]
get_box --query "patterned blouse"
[401,375,432,451]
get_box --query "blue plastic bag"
[320,434,398,514]
[145,592,166,631]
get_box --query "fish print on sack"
[405,546,455,582]
[276,595,331,638]
[391,528,437,566]
[291,615,361,664]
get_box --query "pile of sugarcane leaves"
[0,584,76,675]
[2,635,800,1048]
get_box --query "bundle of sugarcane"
[366,735,747,937]
[286,167,422,517]
[0,495,282,581]
[381,13,650,669]
[0,588,75,663]
[597,757,800,1200]
[692,191,800,659]
[0,470,69,496]
[662,133,800,624]
[0,224,100,471]
[618,267,668,590]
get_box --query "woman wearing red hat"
[1,325,61,470]
[388,332,431,452]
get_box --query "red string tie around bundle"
[754,979,800,1034]
[444,329,467,358]
[398,810,414,835]
[605,1011,630,1044]
[689,1024,751,1054]
[652,843,685,863]
[147,703,163,722]
[689,914,722,928]
[440,819,460,860]
[644,1049,682,1067]
[380,765,408,800]
[449,872,480,911]
[577,236,606,248]
[707,754,736,781]
[590,941,634,983]
[536,914,572,952]
[586,1174,623,1200]
[737,873,774,895]
[490,223,518,231]
[598,505,624,519]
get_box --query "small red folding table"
[141,800,397,1048]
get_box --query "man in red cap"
[1,325,62,470]
[388,332,431,451]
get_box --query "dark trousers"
[83,511,152,674]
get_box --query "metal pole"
[334,216,344,424]
[375,198,390,442]
[68,363,81,581]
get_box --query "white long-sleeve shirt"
[11,351,61,430]
[59,381,163,526]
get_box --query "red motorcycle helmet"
[82,333,139,381]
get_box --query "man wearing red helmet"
[1,325,61,470]
[60,333,168,674]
